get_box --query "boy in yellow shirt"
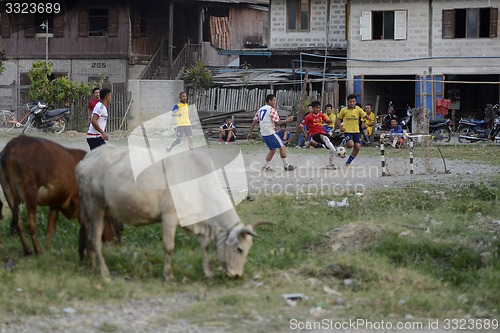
[336,94,373,166]
[361,103,375,143]
[166,92,193,152]
[322,104,337,136]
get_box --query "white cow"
[76,144,271,280]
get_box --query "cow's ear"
[225,228,239,246]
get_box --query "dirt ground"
[1,129,499,217]
[0,130,498,333]
[1,129,496,194]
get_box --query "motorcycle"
[22,101,70,134]
[429,119,452,142]
[488,115,500,144]
[458,104,500,143]
[399,106,452,142]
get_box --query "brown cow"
[0,135,122,260]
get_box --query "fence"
[192,88,321,114]
[12,84,131,133]
[70,90,132,132]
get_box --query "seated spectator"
[277,123,292,146]
[322,104,337,136]
[385,119,405,148]
[219,116,236,144]
[361,103,375,144]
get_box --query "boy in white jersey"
[87,88,111,150]
[247,94,295,171]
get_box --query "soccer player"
[247,94,295,171]
[166,92,193,152]
[336,94,372,166]
[302,101,338,169]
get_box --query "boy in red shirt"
[302,100,339,169]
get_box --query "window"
[287,0,310,31]
[20,72,66,85]
[89,9,108,36]
[79,8,118,37]
[442,8,498,39]
[360,10,407,40]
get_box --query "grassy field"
[0,168,499,331]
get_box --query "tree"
[0,50,6,75]
[28,61,93,106]
[180,60,213,101]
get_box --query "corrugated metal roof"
[210,68,346,87]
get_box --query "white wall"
[127,80,184,130]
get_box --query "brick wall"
[270,0,347,49]
[71,59,128,83]
[348,0,429,61]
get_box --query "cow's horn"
[251,221,276,229]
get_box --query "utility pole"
[321,0,331,107]
[40,19,49,63]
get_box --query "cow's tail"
[0,148,20,236]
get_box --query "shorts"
[312,133,334,144]
[262,133,284,150]
[176,126,192,138]
[344,133,363,144]
[322,125,333,133]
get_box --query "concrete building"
[347,0,500,119]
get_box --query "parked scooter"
[458,104,500,143]
[488,115,500,144]
[429,119,452,142]
[22,101,70,134]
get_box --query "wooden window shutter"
[490,8,498,37]
[442,9,455,39]
[0,13,11,38]
[79,10,89,37]
[24,14,35,38]
[394,10,407,40]
[53,14,64,37]
[133,10,141,38]
[108,9,118,37]
[360,11,371,40]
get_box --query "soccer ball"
[336,146,346,158]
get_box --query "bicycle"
[0,104,32,132]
